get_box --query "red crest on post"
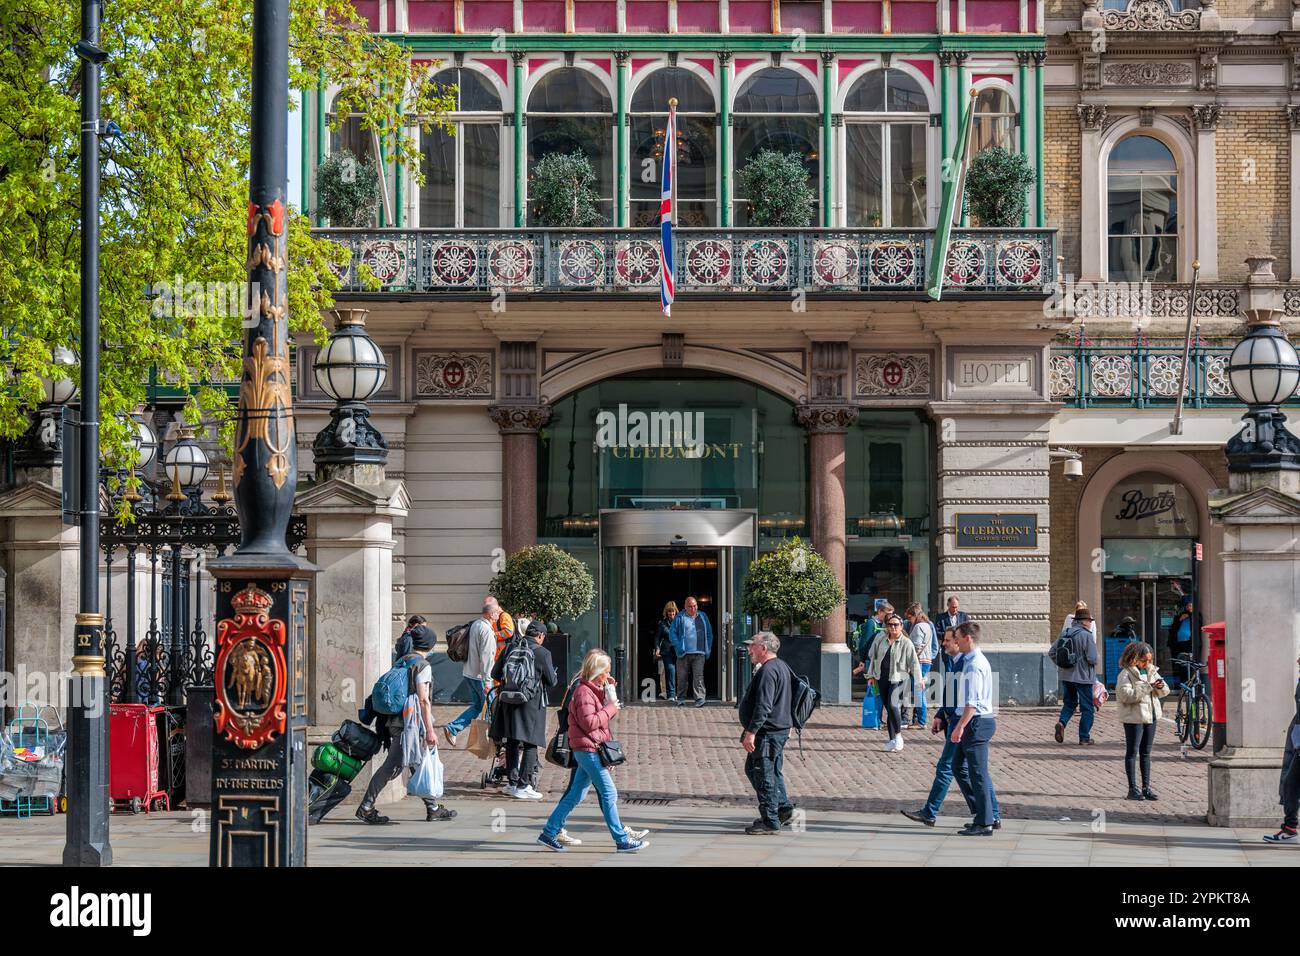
[213,583,288,750]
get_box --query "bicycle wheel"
[1190,688,1213,750]
[1174,691,1190,743]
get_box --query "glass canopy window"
[1108,134,1178,283]
[972,88,1016,155]
[629,68,718,227]
[843,69,928,228]
[527,68,615,224]
[732,68,820,226]
[419,68,503,228]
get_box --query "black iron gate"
[100,472,305,808]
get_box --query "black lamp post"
[15,346,78,473]
[311,308,389,480]
[1224,316,1300,473]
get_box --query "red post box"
[1204,622,1227,753]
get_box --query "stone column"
[489,404,551,556]
[1192,104,1220,281]
[795,403,857,705]
[1077,104,1107,282]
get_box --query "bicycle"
[1173,655,1212,751]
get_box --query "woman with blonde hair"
[655,600,679,701]
[538,650,648,853]
[1116,641,1170,801]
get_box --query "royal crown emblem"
[231,583,274,616]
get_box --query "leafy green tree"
[528,151,603,227]
[0,0,453,467]
[735,150,815,227]
[966,147,1036,227]
[741,537,845,637]
[489,544,596,626]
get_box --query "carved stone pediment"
[1102,0,1201,31]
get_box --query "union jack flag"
[659,101,676,316]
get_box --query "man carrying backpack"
[444,603,498,746]
[356,627,457,824]
[1052,607,1100,745]
[738,631,796,835]
[490,621,558,799]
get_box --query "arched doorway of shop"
[536,371,934,701]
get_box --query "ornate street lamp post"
[1224,313,1300,471]
[312,309,389,482]
[15,346,78,477]
[207,0,314,867]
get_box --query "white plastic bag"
[407,749,444,799]
[1093,680,1109,708]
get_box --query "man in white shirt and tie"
[950,621,999,836]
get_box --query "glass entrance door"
[632,548,725,701]
[1102,574,1194,674]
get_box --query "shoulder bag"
[544,680,580,769]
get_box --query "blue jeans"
[744,730,792,829]
[445,678,487,737]
[1058,680,1095,742]
[912,663,931,724]
[542,749,629,845]
[921,726,1001,821]
[952,715,998,827]
[659,647,677,699]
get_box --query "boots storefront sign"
[1101,472,1199,538]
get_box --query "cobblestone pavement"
[433,702,1213,824]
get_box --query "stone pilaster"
[489,404,552,556]
[794,403,857,704]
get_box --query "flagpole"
[925,88,977,301]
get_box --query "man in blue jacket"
[671,595,714,708]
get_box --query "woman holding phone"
[537,649,649,853]
[1115,641,1171,800]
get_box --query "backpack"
[371,654,429,715]
[445,621,474,663]
[496,636,540,706]
[1048,631,1079,670]
[790,670,820,757]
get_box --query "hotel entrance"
[599,510,755,702]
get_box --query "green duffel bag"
[311,742,363,782]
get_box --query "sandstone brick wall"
[1045,106,1082,278]
[1217,0,1289,19]
[1217,109,1290,282]
[1044,0,1075,19]
[1049,448,1229,630]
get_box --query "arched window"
[527,68,614,225]
[1108,135,1178,282]
[733,67,819,226]
[842,69,927,228]
[329,94,376,166]
[419,68,503,228]
[972,88,1016,154]
[630,68,717,227]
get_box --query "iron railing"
[315,226,1058,297]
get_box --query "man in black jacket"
[738,631,795,835]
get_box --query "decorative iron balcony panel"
[1049,342,1299,408]
[318,227,1057,297]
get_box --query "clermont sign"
[954,513,1038,548]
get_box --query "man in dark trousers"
[950,621,999,836]
[738,631,796,835]
[1265,654,1300,844]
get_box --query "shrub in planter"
[741,537,845,637]
[488,543,596,625]
[966,147,1036,227]
[316,150,380,227]
[735,150,815,227]
[529,151,604,227]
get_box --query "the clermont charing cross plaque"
[954,513,1038,548]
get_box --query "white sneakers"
[883,735,906,753]
[556,829,582,846]
[505,785,543,800]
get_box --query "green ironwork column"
[719,51,732,228]
[315,70,325,226]
[821,51,834,227]
[394,99,404,227]
[939,51,951,165]
[957,51,968,226]
[300,89,310,214]
[1018,52,1029,227]
[616,51,629,227]
[513,51,526,227]
[378,83,389,227]
[1034,50,1045,228]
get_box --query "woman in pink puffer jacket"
[537,650,648,853]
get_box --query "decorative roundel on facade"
[327,250,352,285]
[487,239,536,287]
[1091,354,1133,397]
[1049,354,1077,400]
[944,239,987,287]
[1147,355,1186,397]
[429,239,479,286]
[1205,354,1233,397]
[558,238,606,287]
[865,240,920,287]
[360,239,408,286]
[441,360,467,390]
[741,238,790,287]
[683,238,732,287]
[812,240,860,287]
[615,239,661,287]
[994,239,1043,287]
[881,360,905,389]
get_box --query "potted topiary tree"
[489,544,597,700]
[965,146,1036,227]
[316,150,381,227]
[735,149,815,227]
[529,151,604,227]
